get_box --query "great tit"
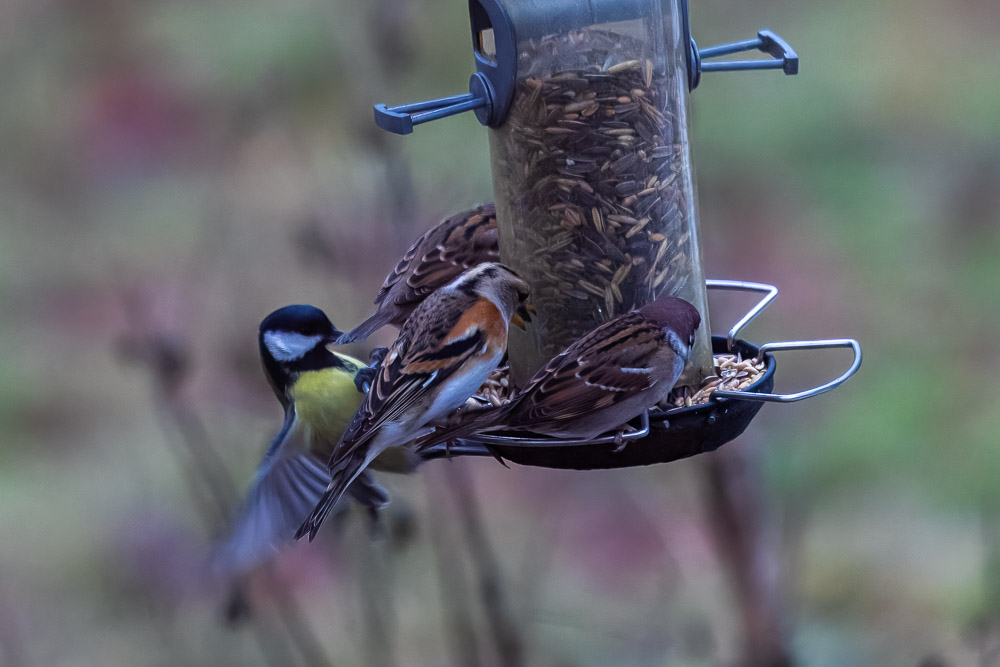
[218,304,415,573]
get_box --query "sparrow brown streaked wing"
[381,204,498,305]
[510,312,666,423]
[341,203,498,343]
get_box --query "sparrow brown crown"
[638,295,701,345]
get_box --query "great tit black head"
[258,305,346,403]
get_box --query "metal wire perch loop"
[713,338,862,403]
[468,410,650,449]
[705,279,778,351]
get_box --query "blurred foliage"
[0,0,998,665]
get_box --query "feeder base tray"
[474,336,772,470]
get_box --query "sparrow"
[217,305,417,573]
[296,262,532,540]
[418,294,701,447]
[338,202,498,343]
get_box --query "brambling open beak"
[511,299,535,330]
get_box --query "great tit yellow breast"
[289,354,420,474]
[289,366,364,449]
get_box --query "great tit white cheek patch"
[264,331,324,362]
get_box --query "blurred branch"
[426,470,482,667]
[978,508,1000,665]
[362,0,417,230]
[356,530,399,667]
[443,461,526,667]
[613,486,684,660]
[701,448,791,667]
[293,217,343,276]
[0,587,26,667]
[272,589,335,667]
[514,486,564,656]
[118,330,234,526]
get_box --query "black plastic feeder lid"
[373,0,798,135]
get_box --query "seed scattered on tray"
[462,354,767,422]
[475,365,513,408]
[661,353,767,409]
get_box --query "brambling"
[297,263,531,540]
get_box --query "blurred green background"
[1,0,998,665]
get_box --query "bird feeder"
[375,0,797,386]
[375,0,860,467]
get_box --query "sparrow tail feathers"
[338,310,395,345]
[416,403,513,453]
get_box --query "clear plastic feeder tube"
[487,0,713,385]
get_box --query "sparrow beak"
[511,300,535,330]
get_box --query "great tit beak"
[511,300,535,330]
